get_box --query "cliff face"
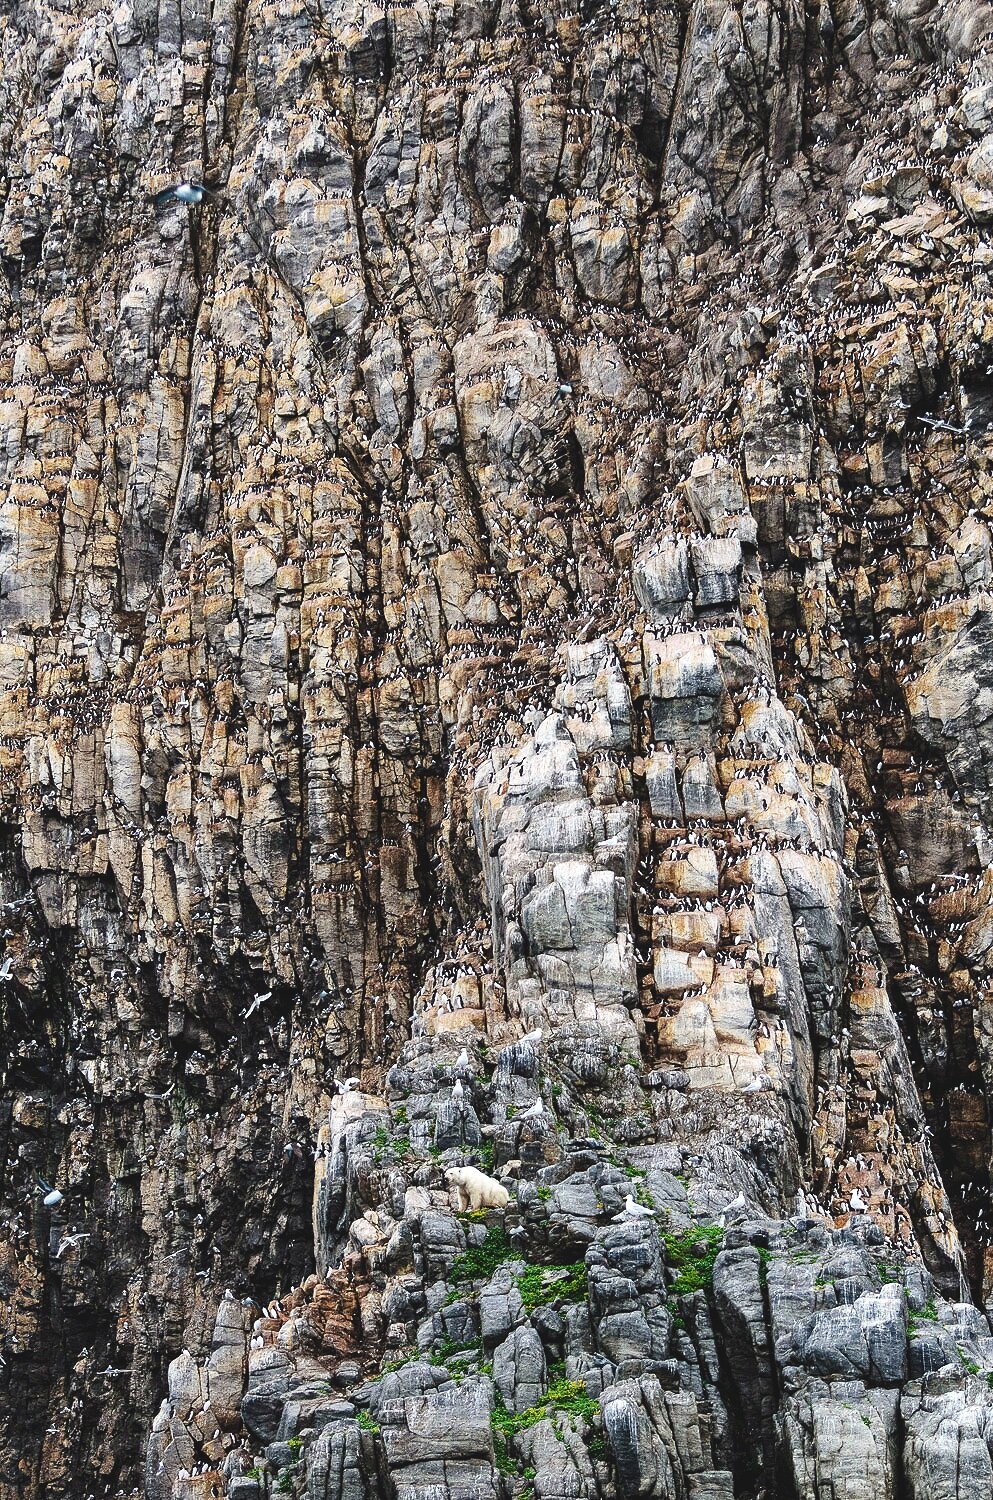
[4,0,993,1496]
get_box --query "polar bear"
[445,1164,511,1212]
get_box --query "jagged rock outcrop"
[5,1,993,1498]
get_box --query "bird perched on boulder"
[719,1193,747,1223]
[152,181,218,208]
[615,1194,656,1220]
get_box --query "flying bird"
[55,1232,89,1259]
[37,1176,63,1208]
[152,181,217,208]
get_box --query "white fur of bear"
[444,1164,511,1212]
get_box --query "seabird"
[615,1194,657,1220]
[152,181,217,208]
[37,1175,63,1208]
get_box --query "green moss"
[356,1410,380,1434]
[492,1432,516,1475]
[516,1262,588,1313]
[430,1335,482,1367]
[662,1223,724,1296]
[908,1298,939,1336]
[536,1185,552,1201]
[286,1436,303,1454]
[492,1378,599,1448]
[450,1225,513,1283]
[372,1121,410,1163]
[382,1350,417,1373]
[276,1463,299,1495]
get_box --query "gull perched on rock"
[336,1077,360,1095]
[152,181,218,208]
[719,1193,747,1223]
[614,1195,656,1220]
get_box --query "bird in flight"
[152,181,218,208]
[37,1175,63,1208]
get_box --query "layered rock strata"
[3,1,993,1498]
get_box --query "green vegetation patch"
[430,1335,482,1367]
[662,1223,724,1296]
[516,1262,588,1313]
[450,1225,513,1283]
[492,1378,599,1448]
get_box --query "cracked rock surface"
[5,0,993,1497]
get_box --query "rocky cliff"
[4,0,993,1496]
